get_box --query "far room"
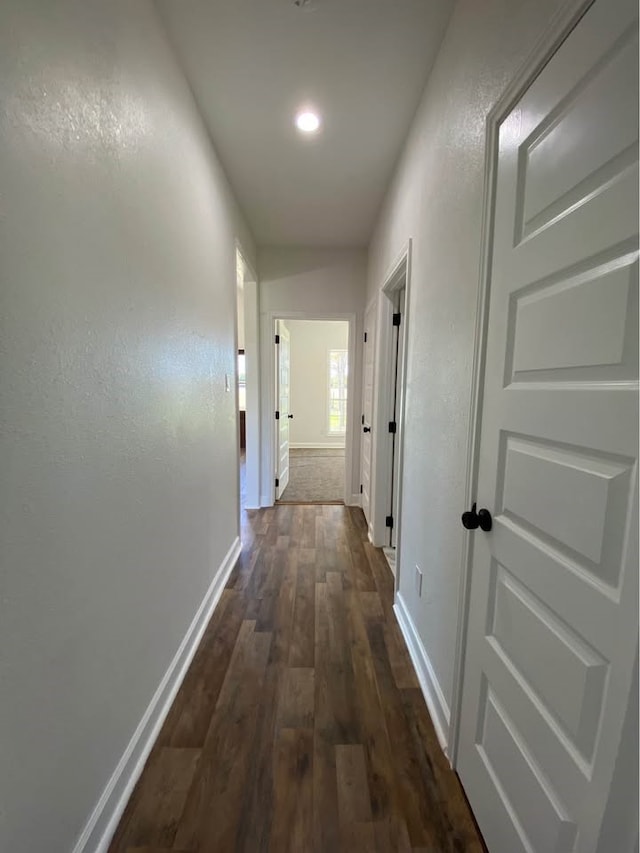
[275,319,349,503]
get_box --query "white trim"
[289,442,346,449]
[347,493,362,507]
[72,537,242,853]
[448,0,595,768]
[394,592,450,758]
[381,240,413,292]
[263,311,357,507]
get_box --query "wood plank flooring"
[109,505,484,853]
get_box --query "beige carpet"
[278,448,345,503]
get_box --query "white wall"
[0,2,254,851]
[288,320,349,448]
[367,0,566,743]
[259,248,367,504]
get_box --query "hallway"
[109,505,483,852]
[3,1,637,849]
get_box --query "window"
[328,349,348,434]
[238,350,246,410]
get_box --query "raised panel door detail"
[488,563,608,758]
[506,254,637,383]
[515,24,638,242]
[499,435,634,586]
[477,682,578,853]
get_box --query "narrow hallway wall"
[0,1,254,850]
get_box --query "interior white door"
[458,2,639,852]
[390,287,406,550]
[361,300,377,524]
[275,320,291,499]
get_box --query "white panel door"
[390,287,405,550]
[361,299,377,524]
[275,321,291,499]
[458,2,639,852]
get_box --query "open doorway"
[274,318,350,503]
[385,285,406,567]
[364,242,411,584]
[236,248,259,511]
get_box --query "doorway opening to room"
[236,248,259,511]
[273,318,351,503]
[363,242,411,584]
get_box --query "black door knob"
[288,414,294,419]
[461,502,492,532]
[461,504,479,530]
[363,426,371,433]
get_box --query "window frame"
[327,347,348,436]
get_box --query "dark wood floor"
[109,504,484,852]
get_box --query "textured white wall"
[0,1,254,850]
[259,248,367,503]
[367,0,564,738]
[288,320,349,447]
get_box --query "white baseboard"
[72,536,242,853]
[346,493,362,507]
[289,442,346,449]
[394,591,451,760]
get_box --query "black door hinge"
[392,312,401,327]
[361,414,365,425]
[275,410,280,420]
[385,515,394,529]
[364,331,368,343]
[360,484,363,494]
[388,421,397,434]
[275,477,279,488]
[275,334,280,344]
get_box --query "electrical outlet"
[415,565,423,597]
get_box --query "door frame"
[369,240,412,594]
[264,311,357,506]
[448,0,596,768]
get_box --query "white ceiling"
[157,0,453,247]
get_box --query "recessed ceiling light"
[295,110,321,133]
